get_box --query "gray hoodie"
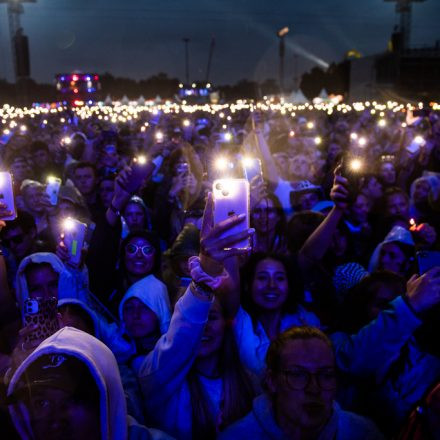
[7,326,174,440]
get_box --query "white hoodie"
[15,252,90,307]
[7,327,174,440]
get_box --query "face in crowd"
[378,242,410,276]
[385,192,410,219]
[2,225,36,261]
[25,263,59,299]
[22,185,45,216]
[73,166,97,197]
[124,236,156,279]
[267,330,337,437]
[251,258,289,311]
[251,198,281,235]
[124,202,146,232]
[122,297,159,339]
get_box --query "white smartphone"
[213,179,250,250]
[0,172,17,220]
[46,176,62,206]
[63,217,87,266]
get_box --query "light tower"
[384,0,427,51]
[277,26,289,95]
[0,0,35,81]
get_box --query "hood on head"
[119,274,171,334]
[368,226,415,273]
[57,298,98,336]
[7,326,128,440]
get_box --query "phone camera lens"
[215,183,223,191]
[222,190,229,197]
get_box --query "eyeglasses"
[281,368,337,391]
[3,233,25,247]
[125,244,155,257]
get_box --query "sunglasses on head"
[125,243,155,257]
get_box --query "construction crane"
[0,0,35,81]
[384,0,427,51]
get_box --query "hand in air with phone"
[330,166,350,211]
[0,202,14,229]
[200,190,254,277]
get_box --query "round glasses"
[125,244,155,257]
[281,368,337,391]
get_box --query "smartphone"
[0,172,17,220]
[406,141,421,155]
[243,158,263,183]
[46,176,62,206]
[213,179,250,250]
[63,217,88,266]
[417,251,440,275]
[340,157,364,202]
[125,156,154,193]
[23,297,59,343]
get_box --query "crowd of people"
[0,99,440,439]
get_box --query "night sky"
[0,0,438,86]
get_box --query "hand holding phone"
[242,157,263,183]
[23,297,59,343]
[212,179,250,250]
[0,172,17,220]
[46,176,62,206]
[199,191,253,276]
[62,217,88,267]
[123,156,156,194]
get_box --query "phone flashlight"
[62,136,72,145]
[349,158,363,172]
[242,157,254,168]
[409,218,417,231]
[215,157,230,171]
[155,131,164,142]
[306,122,314,130]
[350,133,358,140]
[223,132,233,142]
[134,155,147,165]
[182,119,191,127]
[414,136,425,145]
[20,125,27,132]
[314,136,322,145]
[358,137,367,147]
[63,217,76,231]
[378,119,386,127]
[289,130,295,138]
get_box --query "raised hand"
[199,192,254,276]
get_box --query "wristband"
[188,256,228,291]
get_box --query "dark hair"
[30,140,49,153]
[286,211,324,254]
[57,303,96,336]
[251,193,287,252]
[24,262,58,281]
[1,210,36,237]
[266,326,332,373]
[384,187,409,203]
[240,253,304,318]
[73,161,97,177]
[340,270,406,332]
[188,317,255,438]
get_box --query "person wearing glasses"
[219,326,384,440]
